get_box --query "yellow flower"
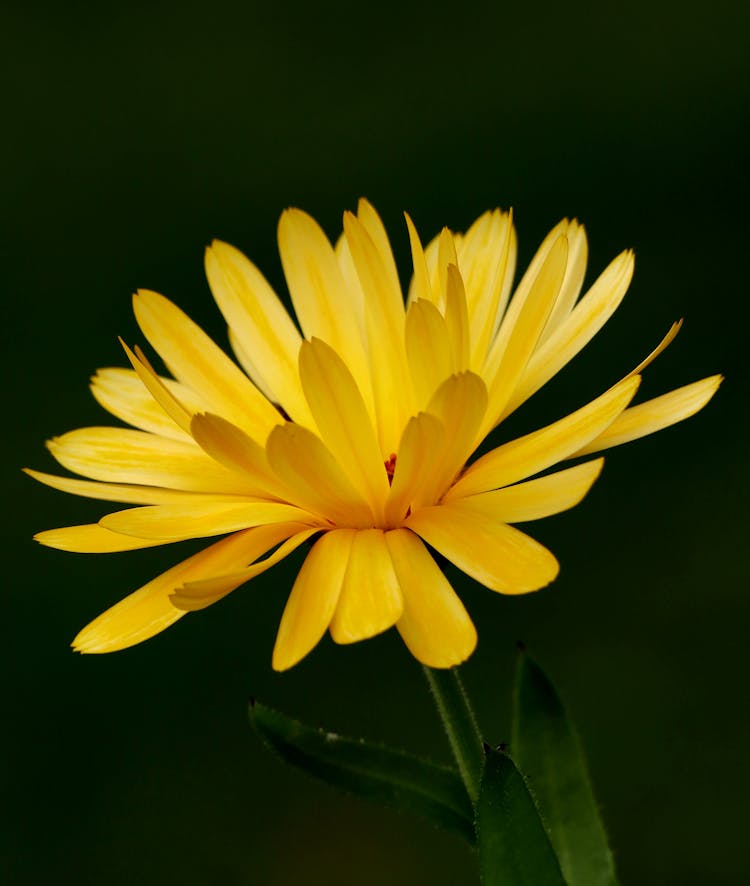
[27,201,721,669]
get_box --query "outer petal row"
[133,290,281,441]
[272,528,477,671]
[72,525,304,653]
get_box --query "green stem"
[422,666,484,806]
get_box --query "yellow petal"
[329,529,403,644]
[298,338,390,521]
[334,231,366,334]
[171,525,318,610]
[404,212,434,306]
[506,250,635,415]
[190,412,287,498]
[444,265,471,372]
[574,375,722,456]
[35,524,166,553]
[133,289,280,440]
[622,319,683,380]
[119,339,193,435]
[343,212,412,453]
[436,228,459,309]
[540,219,589,337]
[73,527,278,653]
[405,505,559,594]
[447,375,640,499]
[90,368,206,441]
[456,209,516,368]
[277,209,372,413]
[47,427,257,494]
[385,412,445,525]
[272,529,355,670]
[448,458,604,523]
[100,500,316,541]
[205,240,311,424]
[414,224,442,305]
[404,298,453,409]
[356,199,402,308]
[266,422,372,526]
[226,327,277,403]
[24,468,244,506]
[424,372,488,502]
[500,218,568,319]
[481,234,569,436]
[385,529,476,668]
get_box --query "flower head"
[27,201,721,669]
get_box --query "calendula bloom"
[27,201,720,669]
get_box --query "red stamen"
[384,452,397,484]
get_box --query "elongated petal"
[272,529,354,670]
[447,375,640,499]
[445,265,471,372]
[277,209,372,411]
[266,422,371,526]
[482,235,569,436]
[100,500,316,541]
[356,199,402,307]
[120,341,193,435]
[35,524,166,553]
[448,459,604,523]
[205,240,312,424]
[500,219,568,321]
[47,427,257,494]
[190,412,287,498]
[343,212,413,453]
[385,412,445,524]
[405,212,434,306]
[506,250,635,415]
[416,226,443,304]
[386,529,476,668]
[73,527,279,653]
[623,319,683,380]
[334,231,367,333]
[436,229,459,308]
[91,368,206,441]
[457,209,516,368]
[406,506,559,594]
[171,525,318,610]
[405,298,454,409]
[540,219,588,336]
[330,529,403,644]
[299,338,389,521]
[227,327,276,402]
[424,372,488,502]
[133,289,280,440]
[24,469,245,506]
[277,208,357,342]
[574,375,722,456]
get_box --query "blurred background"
[3,1,748,883]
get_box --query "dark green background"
[4,1,747,883]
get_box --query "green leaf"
[512,653,619,886]
[477,748,566,886]
[249,701,476,843]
